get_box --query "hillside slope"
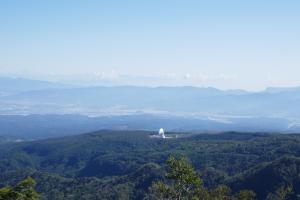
[1,131,300,199]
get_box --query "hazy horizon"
[2,74,300,92]
[1,0,300,91]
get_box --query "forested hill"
[1,130,300,199]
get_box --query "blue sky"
[1,0,300,90]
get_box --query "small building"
[158,128,165,138]
[150,128,172,139]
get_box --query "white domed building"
[150,128,174,139]
[158,128,165,138]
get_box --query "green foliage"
[229,156,300,200]
[156,156,209,200]
[0,177,40,200]
[265,185,293,200]
[1,131,300,199]
[235,190,256,200]
[152,156,256,200]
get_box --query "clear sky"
[1,0,300,90]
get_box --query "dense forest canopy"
[1,130,300,199]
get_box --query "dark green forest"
[1,130,300,199]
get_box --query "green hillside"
[1,130,300,199]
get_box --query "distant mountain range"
[1,76,300,137]
[0,77,71,95]
[1,76,300,118]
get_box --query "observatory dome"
[158,128,165,138]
